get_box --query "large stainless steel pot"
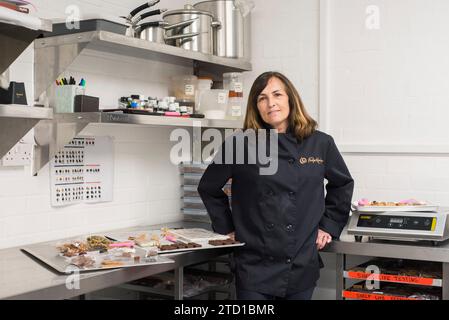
[162,5,221,55]
[136,20,199,44]
[194,0,253,59]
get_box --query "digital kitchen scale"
[347,208,449,245]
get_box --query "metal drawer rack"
[180,162,232,222]
[340,257,443,300]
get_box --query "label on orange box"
[347,271,434,286]
[343,291,417,301]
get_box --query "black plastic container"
[42,19,127,37]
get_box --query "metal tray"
[22,242,174,274]
[106,229,245,255]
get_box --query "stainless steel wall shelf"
[0,20,52,75]
[32,29,248,174]
[0,105,53,158]
[32,112,243,175]
[34,31,252,100]
[43,112,243,129]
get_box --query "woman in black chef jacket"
[198,72,354,300]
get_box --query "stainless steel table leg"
[175,267,184,300]
[443,263,449,300]
[209,261,217,300]
[336,254,345,300]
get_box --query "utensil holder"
[54,86,85,113]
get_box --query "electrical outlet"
[1,141,32,167]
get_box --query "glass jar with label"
[223,72,244,119]
[223,72,244,97]
[195,77,213,113]
[169,75,198,107]
[227,94,245,120]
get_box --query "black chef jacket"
[197,129,354,297]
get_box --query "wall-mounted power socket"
[1,141,32,167]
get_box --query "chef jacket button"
[286,224,293,231]
[267,223,275,230]
[286,258,292,264]
[289,191,295,198]
[288,158,295,165]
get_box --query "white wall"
[2,0,321,251]
[1,0,190,250]
[322,0,449,206]
[324,0,449,146]
[245,0,320,120]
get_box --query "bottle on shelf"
[223,72,244,120]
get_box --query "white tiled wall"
[1,0,190,250]
[244,0,320,120]
[324,0,449,205]
[2,0,321,251]
[326,0,449,146]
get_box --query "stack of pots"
[193,0,252,60]
[163,4,221,55]
[162,1,252,60]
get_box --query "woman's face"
[256,77,290,132]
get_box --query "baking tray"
[106,229,245,255]
[42,19,127,38]
[22,241,174,274]
[343,282,441,300]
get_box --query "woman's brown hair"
[244,71,317,141]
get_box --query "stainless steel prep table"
[0,221,233,300]
[324,229,449,300]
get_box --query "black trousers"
[236,287,315,301]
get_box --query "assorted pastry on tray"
[357,198,427,207]
[56,236,148,270]
[56,229,244,270]
[57,236,113,257]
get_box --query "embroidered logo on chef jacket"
[299,157,324,165]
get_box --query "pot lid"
[163,4,215,19]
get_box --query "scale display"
[357,215,436,231]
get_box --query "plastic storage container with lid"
[195,77,213,113]
[169,75,198,105]
[199,89,229,119]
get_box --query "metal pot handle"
[135,21,162,33]
[211,20,222,28]
[165,32,200,41]
[130,0,160,18]
[163,17,199,31]
[134,9,168,24]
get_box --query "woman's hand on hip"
[316,229,332,250]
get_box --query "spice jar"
[169,75,198,106]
